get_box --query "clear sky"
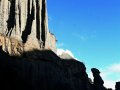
[47,0,120,88]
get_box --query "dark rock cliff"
[0,47,119,90]
[0,47,92,90]
[0,1,119,89]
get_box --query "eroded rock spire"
[0,0,56,55]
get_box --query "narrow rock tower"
[0,0,56,55]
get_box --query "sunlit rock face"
[0,0,56,55]
[0,34,23,55]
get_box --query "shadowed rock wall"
[0,47,116,90]
[0,48,92,90]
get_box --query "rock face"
[115,82,120,90]
[91,68,106,90]
[0,33,23,55]
[0,0,56,54]
[0,48,92,90]
[45,32,57,52]
[0,48,117,90]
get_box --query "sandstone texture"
[0,33,23,55]
[0,0,56,54]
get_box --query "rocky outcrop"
[91,68,106,90]
[115,82,120,90]
[0,48,92,90]
[0,46,119,90]
[91,68,103,89]
[0,0,119,90]
[0,0,56,54]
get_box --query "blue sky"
[47,0,120,88]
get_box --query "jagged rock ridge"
[0,48,91,90]
[0,48,117,90]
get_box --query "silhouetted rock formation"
[0,0,118,90]
[115,82,120,90]
[0,0,56,54]
[0,48,92,90]
[0,45,118,90]
[91,68,106,90]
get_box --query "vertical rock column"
[0,0,9,34]
[21,0,49,51]
[0,0,50,52]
